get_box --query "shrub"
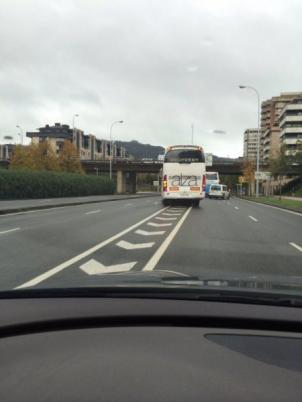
[0,169,115,199]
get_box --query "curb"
[236,197,302,214]
[0,193,160,216]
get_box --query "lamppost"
[16,125,24,145]
[239,85,261,197]
[109,120,123,180]
[72,114,79,143]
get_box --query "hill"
[115,140,165,160]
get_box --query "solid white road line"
[143,207,192,271]
[116,240,155,250]
[0,227,21,235]
[234,206,239,210]
[147,222,173,227]
[135,229,166,236]
[248,215,258,222]
[155,216,177,221]
[85,209,101,215]
[289,242,302,253]
[238,198,302,217]
[80,259,137,275]
[15,206,169,289]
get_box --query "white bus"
[161,145,206,206]
[205,171,220,196]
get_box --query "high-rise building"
[243,129,258,161]
[261,92,302,162]
[279,97,302,156]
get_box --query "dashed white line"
[234,206,239,210]
[85,209,102,215]
[248,215,258,222]
[289,242,302,253]
[15,206,169,289]
[0,227,21,235]
[143,207,192,271]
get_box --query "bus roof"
[166,145,204,151]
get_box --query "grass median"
[243,196,302,213]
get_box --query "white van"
[208,184,230,200]
[161,145,206,206]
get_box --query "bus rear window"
[206,173,218,181]
[164,149,205,163]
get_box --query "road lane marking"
[248,215,258,222]
[289,242,302,253]
[162,212,181,216]
[0,227,21,235]
[155,216,177,221]
[143,207,192,271]
[238,198,302,217]
[15,206,169,289]
[85,209,102,215]
[234,206,239,210]
[80,259,137,275]
[116,240,155,250]
[147,222,172,227]
[135,229,166,236]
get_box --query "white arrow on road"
[147,222,172,227]
[80,259,137,275]
[116,240,155,249]
[155,216,177,221]
[135,229,166,236]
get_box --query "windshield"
[164,149,205,163]
[210,185,221,191]
[206,174,218,181]
[0,0,302,304]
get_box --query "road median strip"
[0,193,159,216]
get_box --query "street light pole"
[72,114,79,143]
[109,120,124,180]
[239,85,261,197]
[16,125,24,145]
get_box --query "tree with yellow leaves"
[242,160,256,196]
[59,140,84,174]
[11,141,60,171]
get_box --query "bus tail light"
[202,175,206,191]
[163,175,168,192]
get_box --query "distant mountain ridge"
[115,140,165,160]
[115,140,239,162]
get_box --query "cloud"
[0,0,302,156]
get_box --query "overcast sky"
[0,0,301,157]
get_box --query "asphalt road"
[0,196,301,290]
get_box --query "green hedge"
[0,170,115,199]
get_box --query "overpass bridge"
[82,160,244,193]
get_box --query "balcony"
[281,137,299,146]
[263,144,270,153]
[280,127,302,136]
[279,114,302,128]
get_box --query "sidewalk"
[278,196,302,202]
[0,193,160,215]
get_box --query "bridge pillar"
[116,170,126,194]
[126,172,137,194]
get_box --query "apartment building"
[261,92,302,162]
[279,97,302,156]
[0,144,16,160]
[26,123,126,161]
[243,129,258,161]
